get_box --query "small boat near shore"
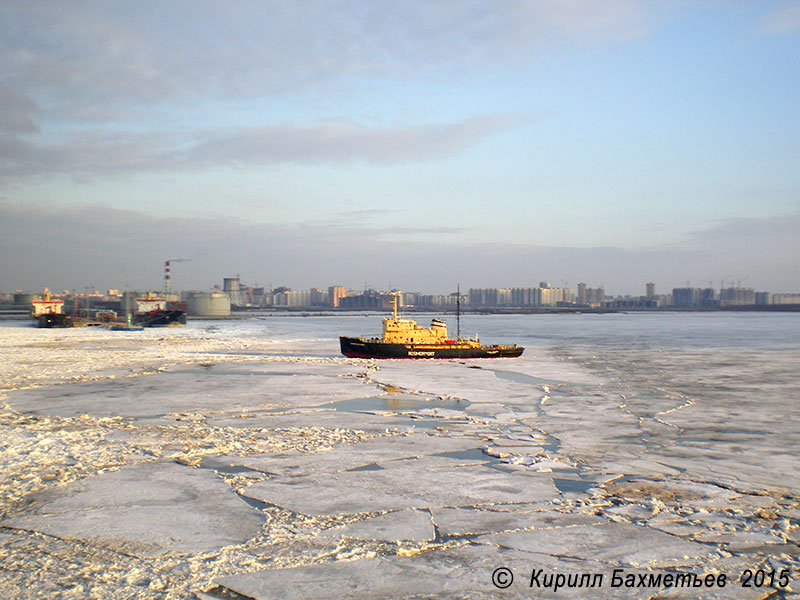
[108,318,144,332]
[340,291,523,359]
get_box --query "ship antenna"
[456,284,461,340]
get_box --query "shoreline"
[2,303,800,323]
[229,304,800,315]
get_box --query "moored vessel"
[132,293,187,327]
[340,291,523,359]
[31,290,73,328]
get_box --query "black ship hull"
[340,336,523,359]
[133,309,186,327]
[36,314,73,328]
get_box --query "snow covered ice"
[0,312,799,599]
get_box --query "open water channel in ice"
[0,311,799,599]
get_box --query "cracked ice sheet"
[1,461,263,557]
[431,505,595,537]
[207,405,408,433]
[239,433,558,516]
[234,431,488,476]
[4,316,799,598]
[242,458,557,516]
[369,354,592,408]
[213,545,648,600]
[319,508,435,542]
[5,360,371,423]
[0,323,297,392]
[482,523,719,568]
[558,344,800,496]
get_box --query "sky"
[1,0,799,296]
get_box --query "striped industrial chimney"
[164,258,189,297]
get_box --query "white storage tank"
[186,292,231,317]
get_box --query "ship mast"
[392,290,401,321]
[456,284,461,340]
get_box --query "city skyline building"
[6,276,800,312]
[328,286,347,308]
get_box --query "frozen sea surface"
[0,312,799,599]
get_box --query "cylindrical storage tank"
[121,291,138,315]
[186,292,231,317]
[14,293,38,306]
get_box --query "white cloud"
[2,203,797,295]
[0,115,516,182]
[0,85,40,134]
[186,115,517,166]
[0,1,648,182]
[759,1,800,35]
[0,2,652,121]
